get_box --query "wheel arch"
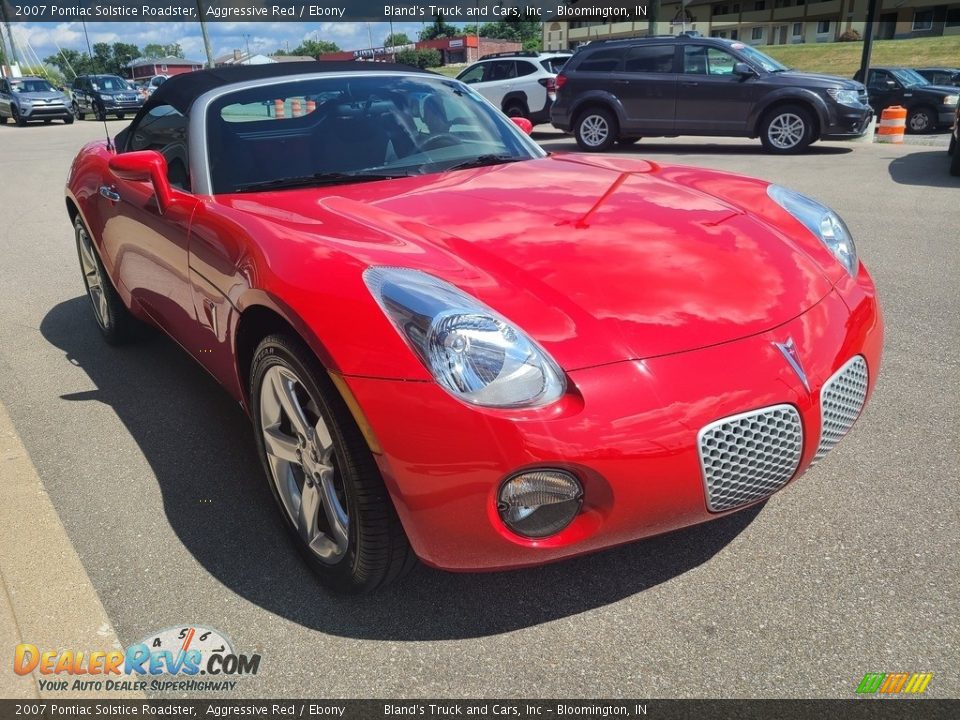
[501,91,529,114]
[570,92,626,128]
[749,92,827,140]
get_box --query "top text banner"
[1,0,654,22]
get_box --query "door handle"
[681,81,700,87]
[99,185,120,202]
[613,79,630,85]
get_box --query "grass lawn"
[762,36,960,77]
[429,36,960,79]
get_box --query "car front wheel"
[74,215,136,344]
[250,334,416,593]
[13,106,27,127]
[760,105,814,154]
[907,107,935,134]
[574,107,618,152]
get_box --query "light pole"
[196,0,215,68]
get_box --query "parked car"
[66,63,882,592]
[144,74,169,97]
[915,67,960,88]
[0,76,73,126]
[456,51,571,124]
[71,74,144,121]
[551,36,872,153]
[949,103,960,177]
[855,66,959,133]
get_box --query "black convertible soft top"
[143,61,435,116]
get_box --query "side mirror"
[885,79,897,88]
[108,150,174,213]
[511,116,533,135]
[733,62,757,78]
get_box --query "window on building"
[752,27,764,40]
[817,20,831,34]
[731,30,739,39]
[912,10,934,31]
[947,7,960,26]
[754,1,766,10]
[793,22,803,36]
[713,5,729,15]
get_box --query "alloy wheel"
[767,113,805,150]
[258,365,349,564]
[908,111,930,132]
[580,114,610,147]
[76,223,109,329]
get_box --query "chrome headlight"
[767,185,858,277]
[943,95,959,106]
[827,88,861,106]
[364,267,566,408]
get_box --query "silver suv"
[456,51,571,125]
[0,76,73,126]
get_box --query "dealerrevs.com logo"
[13,625,261,693]
[856,672,934,696]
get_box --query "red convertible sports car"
[66,63,883,592]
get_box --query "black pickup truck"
[856,66,959,133]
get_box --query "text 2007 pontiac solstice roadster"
[65,63,883,592]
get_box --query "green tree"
[44,48,93,79]
[419,15,458,41]
[395,48,442,69]
[479,19,541,45]
[384,32,411,48]
[289,39,340,57]
[142,42,184,59]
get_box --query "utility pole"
[196,0,215,68]
[647,0,661,36]
[858,0,880,84]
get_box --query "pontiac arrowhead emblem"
[775,337,810,392]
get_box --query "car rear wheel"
[64,115,74,125]
[73,215,136,345]
[94,103,106,122]
[575,107,617,152]
[115,113,125,120]
[250,334,416,594]
[906,106,935,134]
[760,105,814,154]
[503,102,528,120]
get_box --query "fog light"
[497,470,583,538]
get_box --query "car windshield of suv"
[735,44,789,73]
[12,79,55,93]
[890,68,930,87]
[207,75,545,194]
[91,76,128,92]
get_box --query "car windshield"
[735,44,789,73]
[12,79,55,93]
[890,68,929,87]
[92,76,129,92]
[206,74,545,194]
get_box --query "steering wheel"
[418,133,459,152]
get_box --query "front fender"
[748,89,830,136]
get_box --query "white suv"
[456,51,571,125]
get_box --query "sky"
[5,21,468,66]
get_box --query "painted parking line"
[0,400,145,699]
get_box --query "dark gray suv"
[551,36,873,154]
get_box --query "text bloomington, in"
[384,5,647,18]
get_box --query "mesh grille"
[814,355,868,463]
[698,404,803,512]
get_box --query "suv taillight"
[554,74,567,91]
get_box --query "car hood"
[909,84,959,97]
[773,70,864,90]
[221,155,835,369]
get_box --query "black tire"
[906,106,935,134]
[115,113,125,120]
[503,102,528,120]
[13,107,27,127]
[947,132,955,156]
[95,103,106,122]
[617,136,642,146]
[73,215,137,345]
[64,115,74,125]
[0,113,7,125]
[250,334,416,594]
[73,103,85,121]
[759,104,815,154]
[950,140,960,177]
[574,106,618,152]
[44,119,52,124]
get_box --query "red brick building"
[127,56,204,80]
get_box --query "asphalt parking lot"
[0,119,957,699]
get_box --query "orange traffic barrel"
[876,106,906,144]
[291,98,302,117]
[274,99,285,119]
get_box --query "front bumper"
[345,266,883,571]
[99,99,143,113]
[938,108,957,127]
[20,104,72,120]
[821,105,874,140]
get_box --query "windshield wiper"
[445,154,525,172]
[234,171,408,193]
